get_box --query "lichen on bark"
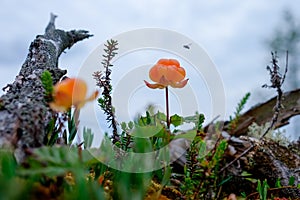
[0,13,92,161]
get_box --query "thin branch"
[259,51,287,139]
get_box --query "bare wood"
[227,88,300,136]
[0,14,92,160]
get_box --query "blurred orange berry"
[50,78,99,112]
[144,59,188,89]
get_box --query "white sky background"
[0,0,300,140]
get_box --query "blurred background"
[0,0,299,140]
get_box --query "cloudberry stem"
[165,86,170,129]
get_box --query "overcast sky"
[1,1,299,140]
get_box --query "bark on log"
[0,14,92,161]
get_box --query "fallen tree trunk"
[226,88,300,136]
[0,14,92,161]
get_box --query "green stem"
[165,86,170,129]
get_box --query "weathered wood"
[226,88,300,136]
[0,14,92,160]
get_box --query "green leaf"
[18,146,87,177]
[83,127,94,149]
[262,179,269,200]
[120,122,127,131]
[133,138,153,153]
[289,176,295,186]
[241,192,247,198]
[48,129,59,146]
[128,121,134,129]
[156,111,166,121]
[183,114,199,123]
[46,118,58,146]
[198,139,207,159]
[173,130,197,140]
[241,171,252,177]
[197,114,205,131]
[208,140,227,169]
[218,176,232,186]
[40,70,53,101]
[138,116,148,126]
[146,111,152,125]
[68,110,77,144]
[130,124,164,138]
[228,92,251,131]
[170,114,183,127]
[275,178,282,188]
[256,180,262,200]
[0,150,17,179]
[161,165,172,186]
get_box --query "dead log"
[0,13,92,161]
[227,88,300,136]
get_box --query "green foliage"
[45,112,70,146]
[83,127,94,149]
[0,150,17,179]
[241,191,247,198]
[197,113,205,131]
[118,121,133,151]
[0,147,102,200]
[180,114,228,199]
[16,146,105,200]
[67,109,77,144]
[288,176,295,186]
[112,170,152,200]
[210,139,227,170]
[256,179,269,200]
[170,114,183,127]
[64,180,105,200]
[45,109,80,147]
[275,178,282,188]
[40,70,54,102]
[45,118,59,146]
[19,146,88,177]
[228,92,250,132]
[0,150,30,200]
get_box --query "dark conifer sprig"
[93,39,119,144]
